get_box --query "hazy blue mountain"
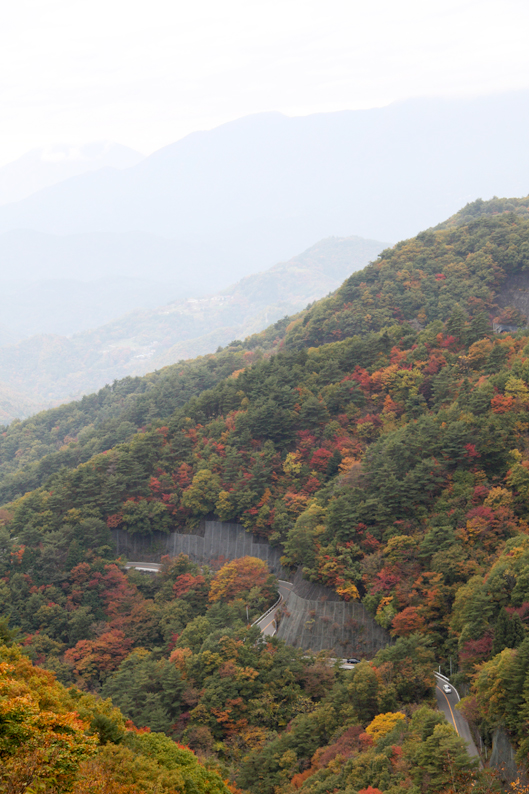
[0,276,192,339]
[0,234,386,415]
[0,92,528,252]
[0,93,527,291]
[0,381,50,423]
[0,141,144,206]
[0,226,311,289]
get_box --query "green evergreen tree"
[446,305,468,342]
[347,661,379,724]
[493,608,510,655]
[509,612,526,649]
[468,311,491,344]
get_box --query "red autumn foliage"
[173,573,206,598]
[491,393,516,414]
[347,366,372,392]
[291,768,314,789]
[296,430,318,460]
[506,602,529,623]
[309,448,333,471]
[391,606,427,637]
[304,476,322,494]
[370,569,400,594]
[472,485,490,504]
[175,462,194,488]
[459,633,493,672]
[65,629,133,680]
[464,443,479,459]
[423,353,446,376]
[124,720,151,734]
[314,725,365,767]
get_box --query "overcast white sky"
[1,0,529,165]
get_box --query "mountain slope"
[4,197,529,787]
[0,234,385,409]
[283,196,529,350]
[0,196,527,499]
[0,141,144,206]
[0,381,49,423]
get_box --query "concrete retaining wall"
[112,520,290,579]
[112,519,389,657]
[277,590,389,658]
[490,727,525,785]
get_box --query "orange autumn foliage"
[0,647,97,793]
[391,606,427,637]
[209,556,270,603]
[65,629,133,682]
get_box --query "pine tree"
[446,305,468,342]
[509,612,526,649]
[468,311,491,344]
[493,608,510,655]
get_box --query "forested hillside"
[0,640,235,793]
[5,197,529,792]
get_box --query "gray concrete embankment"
[276,568,389,658]
[112,520,290,579]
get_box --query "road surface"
[125,568,352,666]
[125,563,293,636]
[126,564,479,759]
[254,580,294,636]
[434,673,480,759]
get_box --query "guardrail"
[126,562,291,636]
[251,594,283,627]
[251,581,293,631]
[434,671,462,702]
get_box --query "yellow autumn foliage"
[365,711,406,741]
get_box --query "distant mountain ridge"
[0,141,144,206]
[0,275,191,340]
[0,194,525,497]
[0,234,386,417]
[0,92,529,290]
[4,199,529,792]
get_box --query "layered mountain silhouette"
[0,92,528,289]
[0,141,144,206]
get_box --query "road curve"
[124,563,293,636]
[434,673,480,760]
[255,581,294,636]
[125,565,479,758]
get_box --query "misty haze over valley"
[2,90,529,421]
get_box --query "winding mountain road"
[125,562,293,637]
[254,580,293,636]
[125,563,479,761]
[434,673,480,760]
[125,562,162,573]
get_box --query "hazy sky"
[1,0,528,164]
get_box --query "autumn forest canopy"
[5,196,529,791]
